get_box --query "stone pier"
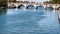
[8,2,60,10]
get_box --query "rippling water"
[0,8,60,34]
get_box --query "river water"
[0,7,60,34]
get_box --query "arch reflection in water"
[46,7,53,10]
[26,5,34,9]
[37,6,44,10]
[0,9,7,16]
[18,5,25,9]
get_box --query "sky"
[25,0,50,2]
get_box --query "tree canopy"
[0,0,7,7]
[8,0,16,2]
[0,0,7,4]
[0,0,16,7]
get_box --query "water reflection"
[0,9,7,34]
[0,9,7,16]
[46,7,53,10]
[0,9,60,34]
[37,6,44,10]
[26,5,34,9]
[18,5,25,9]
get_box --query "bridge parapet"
[8,2,60,10]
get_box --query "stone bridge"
[8,2,60,10]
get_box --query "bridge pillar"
[15,4,18,8]
[25,6,27,9]
[59,8,60,10]
[24,5,27,9]
[34,5,37,9]
[53,5,59,10]
[44,5,47,10]
[58,11,60,22]
[53,6,56,10]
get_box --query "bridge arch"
[46,6,54,10]
[18,4,25,9]
[26,5,34,9]
[11,4,16,8]
[57,6,60,10]
[36,5,44,10]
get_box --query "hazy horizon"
[17,0,50,2]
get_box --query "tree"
[50,0,57,4]
[8,0,16,2]
[50,0,60,4]
[0,0,8,7]
[57,0,60,4]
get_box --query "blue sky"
[26,0,50,2]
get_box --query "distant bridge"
[8,2,60,10]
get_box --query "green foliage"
[0,0,16,7]
[50,0,57,4]
[8,0,16,2]
[0,0,7,5]
[57,0,60,4]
